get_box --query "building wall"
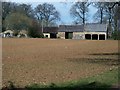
[43,33,50,38]
[57,31,107,40]
[57,32,65,39]
[73,32,85,39]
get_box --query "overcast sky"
[4,0,102,25]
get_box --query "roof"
[58,23,107,32]
[58,25,84,32]
[84,23,107,32]
[43,27,58,33]
[4,30,14,34]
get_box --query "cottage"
[3,30,14,38]
[58,23,107,40]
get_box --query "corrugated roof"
[84,23,107,32]
[58,25,84,32]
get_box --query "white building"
[2,30,14,38]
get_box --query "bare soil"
[2,38,118,87]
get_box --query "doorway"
[99,34,105,40]
[92,34,98,40]
[65,32,73,39]
[85,34,91,40]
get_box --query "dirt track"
[2,38,118,87]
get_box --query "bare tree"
[93,2,115,37]
[93,2,116,23]
[93,2,107,24]
[70,1,90,25]
[34,3,60,27]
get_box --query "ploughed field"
[2,38,118,87]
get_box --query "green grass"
[26,69,118,89]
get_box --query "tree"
[92,2,119,38]
[70,1,90,25]
[93,2,116,24]
[16,4,35,18]
[28,20,44,38]
[4,12,32,31]
[2,2,16,31]
[34,3,60,27]
[2,2,35,31]
[93,2,107,24]
[111,4,120,40]
[99,2,120,39]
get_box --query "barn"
[58,23,107,40]
[43,27,58,38]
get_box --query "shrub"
[28,26,44,38]
[112,30,120,40]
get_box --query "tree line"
[2,1,120,39]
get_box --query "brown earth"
[2,38,118,87]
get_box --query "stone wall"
[73,32,85,39]
[57,32,65,39]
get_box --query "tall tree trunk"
[83,11,85,24]
[100,9,103,24]
[83,3,85,25]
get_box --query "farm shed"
[58,23,107,40]
[43,27,58,38]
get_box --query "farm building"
[0,30,28,38]
[58,23,107,40]
[58,25,84,39]
[43,27,58,38]
[1,30,14,38]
